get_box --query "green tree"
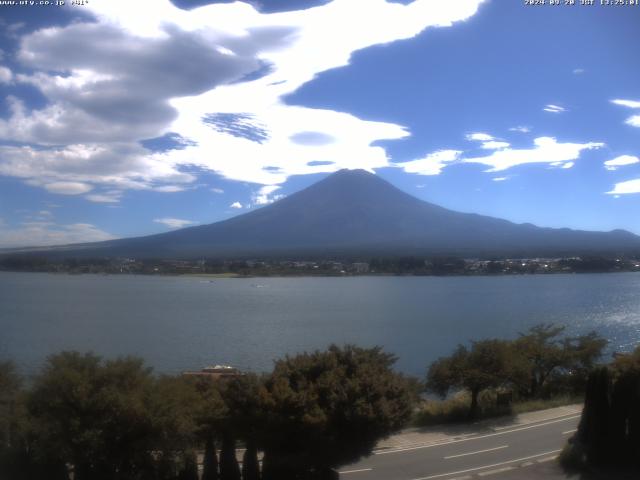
[218,374,267,480]
[568,346,639,471]
[262,345,415,479]
[0,361,21,450]
[201,435,219,480]
[515,325,606,397]
[561,331,607,393]
[178,450,199,480]
[192,378,227,480]
[426,340,515,419]
[27,352,163,480]
[148,375,203,479]
[514,324,570,397]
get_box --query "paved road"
[338,410,580,480]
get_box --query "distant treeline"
[1,254,639,276]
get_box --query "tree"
[515,325,607,397]
[218,374,267,480]
[0,361,21,449]
[568,346,640,471]
[201,436,219,480]
[514,324,570,397]
[219,433,241,480]
[427,340,515,419]
[178,450,199,480]
[560,331,608,395]
[192,378,227,480]
[27,352,184,480]
[148,375,203,479]
[262,345,415,479]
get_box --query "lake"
[1,271,639,377]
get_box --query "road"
[338,410,580,480]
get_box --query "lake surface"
[1,271,639,377]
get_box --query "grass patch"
[510,395,581,415]
[412,391,582,428]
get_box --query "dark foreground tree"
[427,340,514,419]
[219,433,241,480]
[192,377,227,480]
[201,436,219,480]
[218,374,267,480]
[0,361,21,450]
[178,450,199,480]
[25,352,205,480]
[27,352,159,480]
[570,346,640,472]
[262,345,415,479]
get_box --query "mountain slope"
[21,169,640,258]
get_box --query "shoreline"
[2,269,640,279]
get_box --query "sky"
[0,0,639,247]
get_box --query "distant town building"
[350,262,370,273]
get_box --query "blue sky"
[0,0,639,247]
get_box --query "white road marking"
[339,468,373,475]
[536,455,558,463]
[444,445,508,460]
[478,466,514,476]
[376,416,580,455]
[562,429,577,435]
[409,449,562,480]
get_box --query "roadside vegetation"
[417,324,606,424]
[0,346,416,480]
[0,324,623,479]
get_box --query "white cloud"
[573,68,585,75]
[153,185,186,193]
[551,161,574,169]
[509,126,531,133]
[230,202,243,209]
[611,99,640,109]
[492,177,508,182]
[395,149,461,176]
[607,178,640,195]
[253,185,283,205]
[153,217,195,229]
[604,155,639,171]
[211,187,224,194]
[543,104,566,113]
[0,221,114,247]
[466,132,494,142]
[0,66,11,83]
[0,0,487,194]
[626,115,640,127]
[0,143,194,194]
[85,192,122,203]
[464,137,604,172]
[44,181,93,195]
[481,141,510,150]
[466,133,509,150]
[610,99,640,128]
